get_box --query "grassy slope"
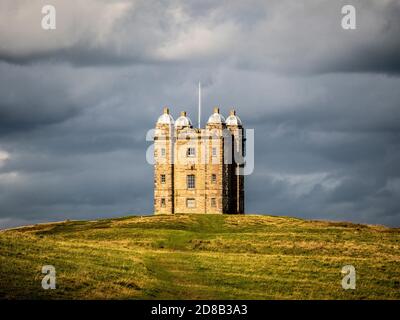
[0,214,399,300]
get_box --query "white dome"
[226,114,242,126]
[207,107,225,125]
[157,113,174,125]
[157,107,174,125]
[175,112,192,127]
[207,113,226,124]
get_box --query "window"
[187,175,195,189]
[161,148,166,157]
[186,198,196,208]
[187,147,196,157]
[161,198,166,207]
[211,174,217,183]
[160,174,166,183]
[211,198,216,207]
[212,147,217,157]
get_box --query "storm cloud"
[0,0,400,228]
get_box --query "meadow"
[0,214,399,299]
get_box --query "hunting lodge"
[154,106,245,214]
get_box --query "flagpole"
[198,82,201,129]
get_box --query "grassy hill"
[0,214,399,300]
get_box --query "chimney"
[213,107,220,114]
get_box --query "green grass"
[0,214,399,299]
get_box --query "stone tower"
[154,107,174,214]
[226,109,245,214]
[154,106,244,214]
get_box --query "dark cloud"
[0,1,400,228]
[0,47,139,67]
[1,1,400,74]
[321,0,400,74]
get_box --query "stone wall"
[154,115,244,215]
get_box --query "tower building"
[154,106,245,214]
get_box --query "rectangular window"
[187,147,196,157]
[211,198,216,207]
[161,148,166,157]
[160,174,166,183]
[211,174,217,183]
[187,174,195,189]
[161,198,166,207]
[186,198,196,208]
[212,147,217,157]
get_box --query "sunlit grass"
[0,214,399,299]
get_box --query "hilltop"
[0,214,399,299]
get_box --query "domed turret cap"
[226,109,242,126]
[157,107,175,125]
[175,111,192,127]
[207,107,226,124]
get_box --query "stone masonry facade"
[154,107,244,214]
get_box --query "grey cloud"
[0,148,152,224]
[0,1,400,229]
[1,1,399,75]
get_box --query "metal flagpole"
[198,82,201,128]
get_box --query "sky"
[0,0,400,228]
